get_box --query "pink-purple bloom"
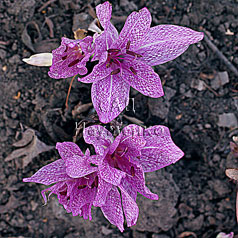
[48,36,93,79]
[23,124,184,231]
[84,124,184,230]
[23,143,98,219]
[47,2,203,123]
[80,2,204,123]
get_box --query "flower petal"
[87,154,105,165]
[118,159,158,200]
[85,148,90,156]
[119,186,139,227]
[96,2,118,41]
[83,125,113,155]
[23,159,69,185]
[79,36,94,57]
[216,232,234,238]
[140,126,184,172]
[119,124,146,158]
[122,60,164,98]
[56,142,84,161]
[91,74,130,123]
[70,185,96,217]
[108,133,122,155]
[65,155,98,178]
[96,2,112,29]
[113,8,151,50]
[93,2,118,61]
[48,37,92,79]
[93,176,112,207]
[41,181,66,204]
[91,32,110,62]
[81,203,93,220]
[126,164,158,200]
[99,160,126,186]
[79,62,111,83]
[136,25,204,66]
[120,178,137,201]
[101,187,124,232]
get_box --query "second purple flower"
[24,124,184,231]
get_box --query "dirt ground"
[0,0,238,237]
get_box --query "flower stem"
[65,74,77,109]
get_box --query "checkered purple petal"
[101,187,124,232]
[65,155,98,178]
[140,125,184,172]
[79,62,111,83]
[99,160,126,186]
[83,125,114,155]
[113,8,151,50]
[56,142,84,161]
[48,37,93,79]
[93,2,118,61]
[119,185,139,227]
[119,124,146,158]
[136,25,204,66]
[23,159,70,185]
[122,60,164,98]
[93,176,112,207]
[91,74,130,123]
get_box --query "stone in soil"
[211,71,229,90]
[217,113,238,128]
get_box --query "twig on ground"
[38,0,57,12]
[0,40,10,45]
[204,34,238,76]
[111,15,127,23]
[236,184,238,223]
[203,81,220,97]
[123,114,144,126]
[87,4,97,19]
[213,129,225,150]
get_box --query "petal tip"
[23,178,30,182]
[55,142,62,150]
[198,31,204,41]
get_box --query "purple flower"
[48,36,93,79]
[23,142,99,220]
[79,2,204,123]
[83,124,184,229]
[23,141,129,231]
[23,124,184,232]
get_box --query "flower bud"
[22,53,53,66]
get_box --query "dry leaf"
[87,4,97,18]
[73,28,88,40]
[226,169,238,181]
[45,17,54,38]
[72,102,92,119]
[178,231,197,238]
[33,39,58,53]
[199,72,214,80]
[21,25,35,52]
[0,195,26,213]
[230,141,238,158]
[13,129,34,147]
[5,129,54,168]
[123,114,144,126]
[21,21,42,52]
